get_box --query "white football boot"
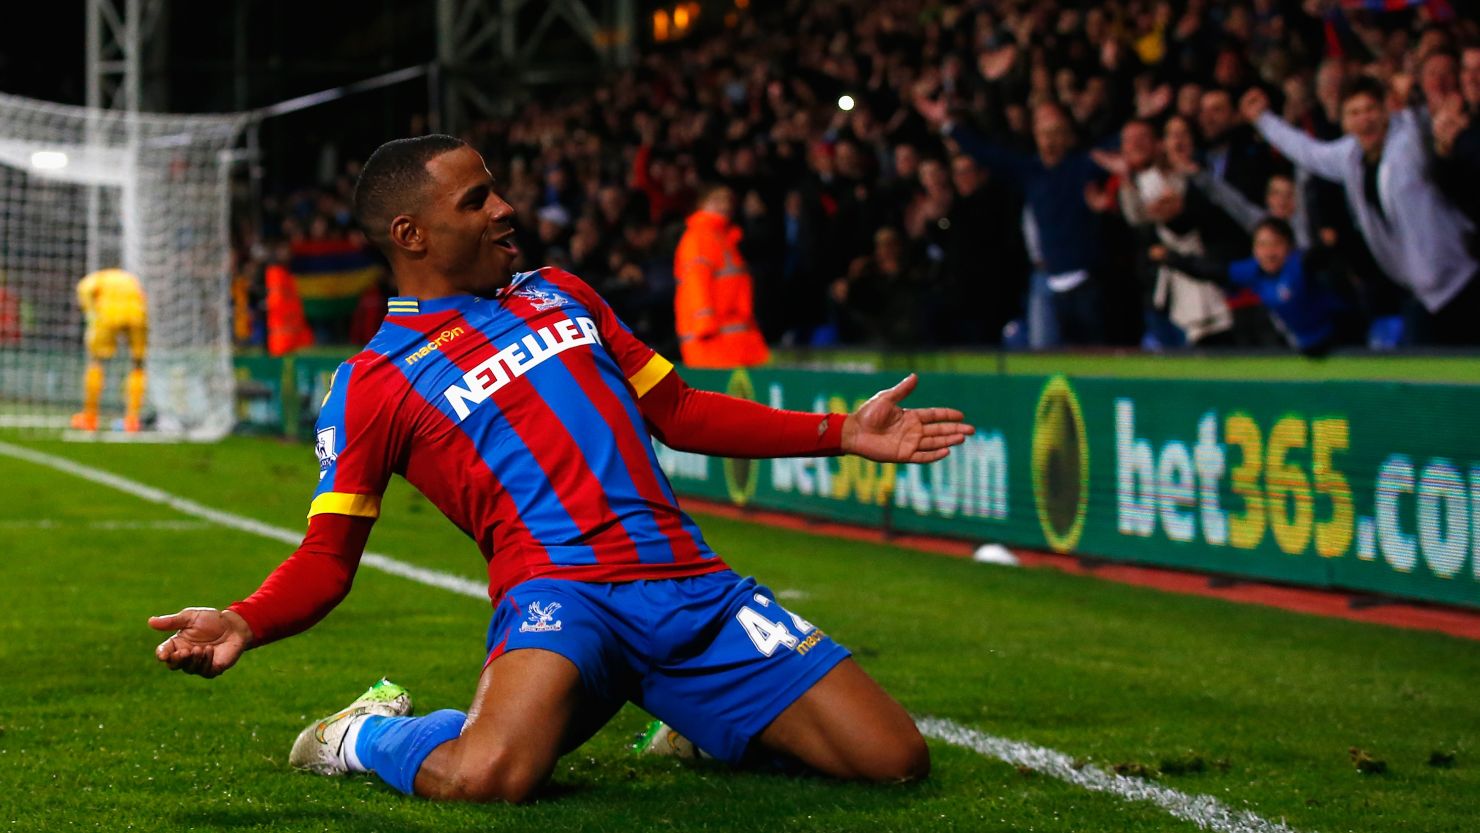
[634,721,711,760]
[289,678,412,775]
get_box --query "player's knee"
[445,745,550,803]
[861,731,931,783]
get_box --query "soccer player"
[149,136,973,802]
[72,267,148,432]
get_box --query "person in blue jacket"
[1149,217,1354,356]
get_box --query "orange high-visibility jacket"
[673,210,770,368]
[265,264,314,356]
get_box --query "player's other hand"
[149,607,253,678]
[842,374,974,465]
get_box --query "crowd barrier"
[234,355,1479,609]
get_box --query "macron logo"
[443,316,601,421]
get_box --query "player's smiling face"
[418,146,521,295]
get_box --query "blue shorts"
[483,569,850,764]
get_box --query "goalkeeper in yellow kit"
[71,268,147,432]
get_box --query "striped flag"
[288,239,387,322]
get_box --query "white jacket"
[1119,167,1233,343]
[1254,110,1475,312]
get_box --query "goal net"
[0,92,245,439]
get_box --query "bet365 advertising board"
[665,368,1480,609]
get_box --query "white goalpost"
[0,92,245,439]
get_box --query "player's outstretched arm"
[640,369,971,462]
[841,374,973,464]
[148,608,253,678]
[148,513,373,678]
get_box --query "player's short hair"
[1254,216,1296,245]
[353,134,467,252]
[1338,76,1386,109]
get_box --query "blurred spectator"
[832,227,928,347]
[1105,118,1235,347]
[1151,217,1354,356]
[1432,45,1480,221]
[902,157,955,335]
[918,94,1109,347]
[533,204,573,267]
[1245,81,1480,345]
[878,143,923,230]
[944,153,1029,345]
[1191,171,1312,248]
[232,0,1480,357]
[1198,88,1278,205]
[632,113,696,227]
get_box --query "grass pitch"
[2,435,1478,832]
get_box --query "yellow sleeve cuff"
[628,353,674,398]
[308,492,382,519]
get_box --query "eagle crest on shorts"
[520,601,564,633]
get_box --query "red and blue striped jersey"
[309,267,726,604]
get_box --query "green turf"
[2,435,1478,832]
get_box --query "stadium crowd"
[235,0,1480,356]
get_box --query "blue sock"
[354,709,466,795]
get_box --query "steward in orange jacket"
[673,187,770,368]
[265,263,314,357]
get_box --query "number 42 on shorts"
[735,593,820,657]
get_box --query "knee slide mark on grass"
[0,439,1308,833]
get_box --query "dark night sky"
[0,1,614,187]
[1,1,437,110]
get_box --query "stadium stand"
[233,0,1480,354]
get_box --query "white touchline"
[914,718,1306,833]
[0,519,213,530]
[2,440,1307,833]
[0,440,487,601]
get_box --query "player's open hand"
[149,607,253,678]
[841,374,974,465]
